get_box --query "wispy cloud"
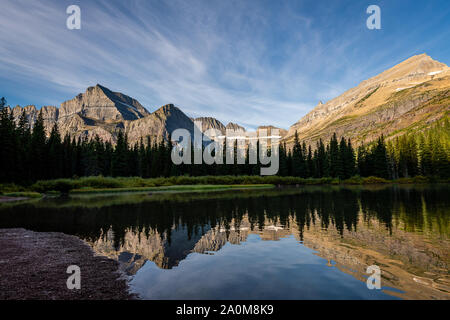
[0,0,449,129]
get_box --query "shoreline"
[0,196,30,202]
[1,175,448,199]
[1,181,448,201]
[0,228,134,300]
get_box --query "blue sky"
[1,0,449,129]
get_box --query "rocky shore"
[0,228,134,300]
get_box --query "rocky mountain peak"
[257,125,287,137]
[153,104,188,123]
[7,85,255,146]
[368,53,448,84]
[226,122,245,132]
[59,84,150,121]
[193,117,226,133]
[283,53,449,148]
[154,103,177,114]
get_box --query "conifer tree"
[373,135,389,179]
[337,137,347,179]
[30,111,47,181]
[47,123,63,179]
[344,139,356,179]
[112,131,129,177]
[307,145,314,178]
[291,131,303,177]
[0,102,16,182]
[329,133,340,178]
[278,142,288,176]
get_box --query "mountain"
[283,54,450,147]
[7,85,198,144]
[225,122,245,132]
[59,84,150,121]
[192,117,226,133]
[192,117,247,134]
[257,125,288,138]
[124,104,195,144]
[7,84,265,145]
[6,54,447,147]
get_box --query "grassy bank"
[0,175,447,196]
[1,192,42,198]
[70,184,274,195]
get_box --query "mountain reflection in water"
[0,185,449,299]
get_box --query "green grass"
[342,176,390,184]
[0,183,26,193]
[327,115,358,128]
[354,86,379,107]
[1,191,42,198]
[0,175,445,198]
[70,184,274,194]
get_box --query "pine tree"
[47,123,63,179]
[278,142,288,176]
[315,139,327,177]
[16,110,32,183]
[112,131,129,177]
[30,111,47,181]
[61,134,73,178]
[307,145,314,178]
[357,144,368,177]
[0,97,6,109]
[337,137,347,179]
[291,131,303,177]
[329,133,340,178]
[0,103,17,182]
[344,139,355,179]
[373,136,389,179]
[0,106,448,183]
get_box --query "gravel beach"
[0,228,134,300]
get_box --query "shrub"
[343,176,363,185]
[362,176,390,184]
[330,178,340,185]
[31,179,77,193]
[4,192,42,198]
[79,176,123,188]
[412,176,431,184]
[0,183,25,194]
[23,173,443,194]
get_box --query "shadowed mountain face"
[283,54,450,147]
[124,104,195,144]
[191,117,246,134]
[7,85,195,145]
[59,84,150,121]
[5,85,264,145]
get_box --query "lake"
[0,184,449,299]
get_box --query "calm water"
[0,185,449,299]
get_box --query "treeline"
[0,98,449,185]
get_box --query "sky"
[0,0,449,130]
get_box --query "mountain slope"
[59,84,150,121]
[6,86,255,145]
[283,54,450,147]
[125,104,195,144]
[7,53,447,148]
[7,85,198,144]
